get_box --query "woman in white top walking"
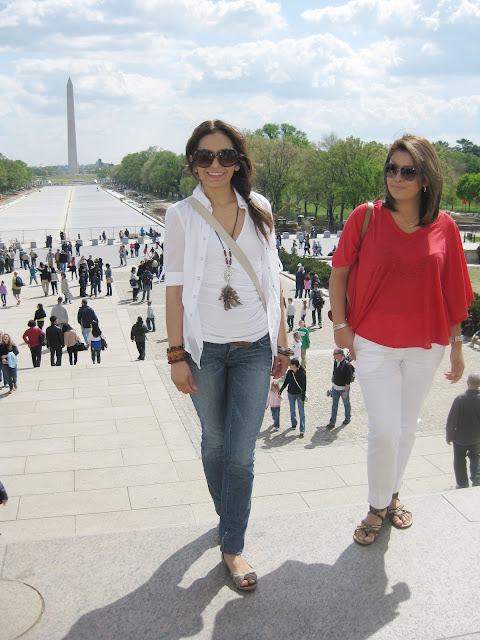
[165,120,290,591]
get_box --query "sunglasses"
[193,148,239,168]
[384,162,418,182]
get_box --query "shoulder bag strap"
[291,371,303,393]
[359,201,374,249]
[187,196,266,310]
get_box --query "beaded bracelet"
[167,344,184,354]
[168,350,187,364]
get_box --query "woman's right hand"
[334,326,356,360]
[171,360,197,395]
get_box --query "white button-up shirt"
[165,185,282,368]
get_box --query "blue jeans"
[142,285,152,301]
[288,393,305,432]
[329,387,351,425]
[91,347,101,364]
[453,442,480,488]
[146,317,156,332]
[187,334,272,554]
[270,406,280,428]
[295,286,304,299]
[2,364,17,389]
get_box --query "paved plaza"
[1,187,480,639]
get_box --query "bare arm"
[445,323,464,384]
[329,266,356,359]
[165,286,197,394]
[271,283,290,379]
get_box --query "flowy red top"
[332,201,473,349]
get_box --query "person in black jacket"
[326,348,353,430]
[130,316,149,360]
[446,372,480,488]
[46,316,64,366]
[280,358,307,437]
[77,299,98,343]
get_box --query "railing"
[0,225,164,247]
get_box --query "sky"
[1,0,479,167]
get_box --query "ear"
[234,165,240,172]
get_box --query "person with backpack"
[309,282,325,327]
[326,348,354,430]
[11,272,23,305]
[141,269,153,301]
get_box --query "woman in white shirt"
[165,120,290,591]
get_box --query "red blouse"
[332,201,473,349]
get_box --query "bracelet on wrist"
[333,322,349,331]
[277,346,294,357]
[168,351,187,364]
[448,336,462,343]
[167,344,185,354]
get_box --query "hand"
[445,349,464,384]
[1,499,7,506]
[271,354,290,379]
[171,360,197,395]
[342,391,347,399]
[334,326,356,360]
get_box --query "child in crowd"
[266,380,282,431]
[89,321,106,364]
[146,300,156,332]
[300,300,307,323]
[0,281,7,306]
[286,298,295,332]
[291,331,302,360]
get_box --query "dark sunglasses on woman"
[384,162,418,181]
[193,148,239,168]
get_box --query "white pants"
[354,335,445,509]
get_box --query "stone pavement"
[0,234,480,638]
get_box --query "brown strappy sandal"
[221,553,258,591]
[353,505,387,546]
[388,493,413,530]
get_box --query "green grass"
[42,174,97,184]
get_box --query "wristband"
[333,322,349,331]
[277,346,294,357]
[448,336,462,343]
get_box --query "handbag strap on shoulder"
[187,196,266,310]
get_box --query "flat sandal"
[353,505,387,546]
[221,553,257,591]
[388,493,413,530]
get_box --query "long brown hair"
[383,134,443,225]
[185,120,274,242]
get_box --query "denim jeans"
[2,363,15,389]
[287,315,294,331]
[453,442,480,488]
[295,287,304,299]
[329,387,351,425]
[288,393,305,432]
[91,347,101,364]
[270,406,280,428]
[146,317,156,332]
[142,285,152,301]
[187,334,272,554]
[81,327,91,344]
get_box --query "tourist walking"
[34,303,47,330]
[51,297,69,329]
[280,358,307,436]
[296,319,310,369]
[0,333,19,392]
[40,264,51,295]
[266,380,282,431]
[11,272,23,305]
[46,316,64,366]
[23,320,45,368]
[60,273,73,303]
[446,372,480,488]
[146,300,156,331]
[130,316,148,360]
[329,134,473,545]
[326,348,353,429]
[77,299,98,344]
[105,263,113,296]
[50,267,59,294]
[164,120,289,591]
[0,281,7,306]
[89,321,106,364]
[62,323,81,366]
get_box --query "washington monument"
[67,77,79,175]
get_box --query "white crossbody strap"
[187,196,266,310]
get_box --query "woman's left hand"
[445,348,465,384]
[271,354,290,379]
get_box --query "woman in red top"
[330,134,473,545]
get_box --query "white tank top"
[198,213,268,343]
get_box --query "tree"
[254,122,309,147]
[141,151,184,197]
[456,174,480,210]
[113,147,157,188]
[455,139,480,157]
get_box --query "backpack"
[130,277,137,288]
[15,276,24,287]
[312,289,324,309]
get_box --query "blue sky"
[1,0,479,166]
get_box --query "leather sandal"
[221,553,257,591]
[388,493,413,529]
[353,505,387,546]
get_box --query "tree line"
[0,154,34,191]
[110,126,480,225]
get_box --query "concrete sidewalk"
[1,243,480,639]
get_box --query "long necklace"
[401,216,419,227]
[215,206,242,311]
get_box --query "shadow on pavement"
[61,526,408,640]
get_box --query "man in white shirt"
[51,296,69,329]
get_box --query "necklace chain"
[214,206,239,267]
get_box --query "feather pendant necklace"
[216,207,242,311]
